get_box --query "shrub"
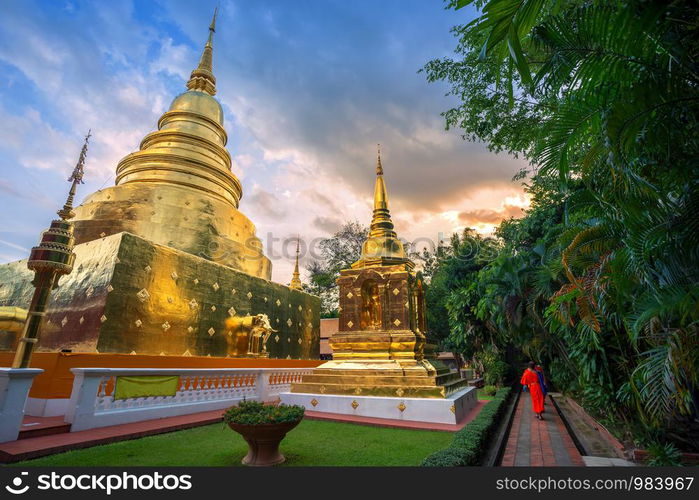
[483,385,498,396]
[646,442,683,467]
[420,386,513,466]
[421,447,477,467]
[223,400,305,425]
[484,361,510,386]
[452,430,485,450]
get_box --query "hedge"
[420,386,513,466]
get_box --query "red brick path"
[501,392,584,466]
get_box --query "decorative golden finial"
[57,130,91,221]
[289,236,302,290]
[210,5,218,33]
[186,7,218,95]
[373,144,388,213]
[352,145,411,269]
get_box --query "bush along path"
[421,387,512,466]
[500,391,584,466]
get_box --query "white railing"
[64,367,314,432]
[0,368,44,443]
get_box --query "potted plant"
[223,400,305,466]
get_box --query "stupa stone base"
[0,231,320,358]
[280,386,477,425]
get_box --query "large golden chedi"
[290,149,466,397]
[72,15,269,279]
[0,14,319,360]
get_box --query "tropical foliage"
[305,221,368,316]
[423,0,699,451]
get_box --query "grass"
[477,388,494,401]
[13,419,453,467]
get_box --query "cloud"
[312,216,342,234]
[150,37,195,81]
[245,186,286,220]
[0,179,26,199]
[0,239,29,253]
[458,203,526,225]
[0,0,528,284]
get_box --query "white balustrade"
[65,367,314,432]
[0,368,44,443]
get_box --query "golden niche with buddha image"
[360,279,383,330]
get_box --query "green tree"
[305,221,368,316]
[410,241,453,339]
[424,0,699,450]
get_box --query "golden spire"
[289,237,302,290]
[369,144,395,239]
[57,130,90,221]
[186,8,218,95]
[353,145,411,269]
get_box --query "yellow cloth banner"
[113,376,180,400]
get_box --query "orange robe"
[521,369,544,414]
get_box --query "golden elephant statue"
[224,313,276,358]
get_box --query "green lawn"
[477,388,494,401]
[14,419,453,467]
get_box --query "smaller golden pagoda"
[289,147,467,399]
[288,238,302,290]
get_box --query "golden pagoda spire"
[369,144,396,239]
[70,6,271,279]
[289,236,302,290]
[353,144,412,269]
[186,8,218,95]
[57,130,90,221]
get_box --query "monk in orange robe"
[521,361,545,420]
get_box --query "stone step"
[298,374,442,387]
[290,382,448,398]
[18,416,71,440]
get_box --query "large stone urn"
[227,419,302,466]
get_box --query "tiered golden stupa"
[0,12,319,378]
[72,12,269,279]
[287,148,468,400]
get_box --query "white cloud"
[0,1,529,285]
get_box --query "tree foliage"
[425,0,699,450]
[305,221,368,316]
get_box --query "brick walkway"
[500,392,585,466]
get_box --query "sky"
[0,0,529,284]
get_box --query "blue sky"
[0,0,527,283]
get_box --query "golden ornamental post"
[12,131,91,368]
